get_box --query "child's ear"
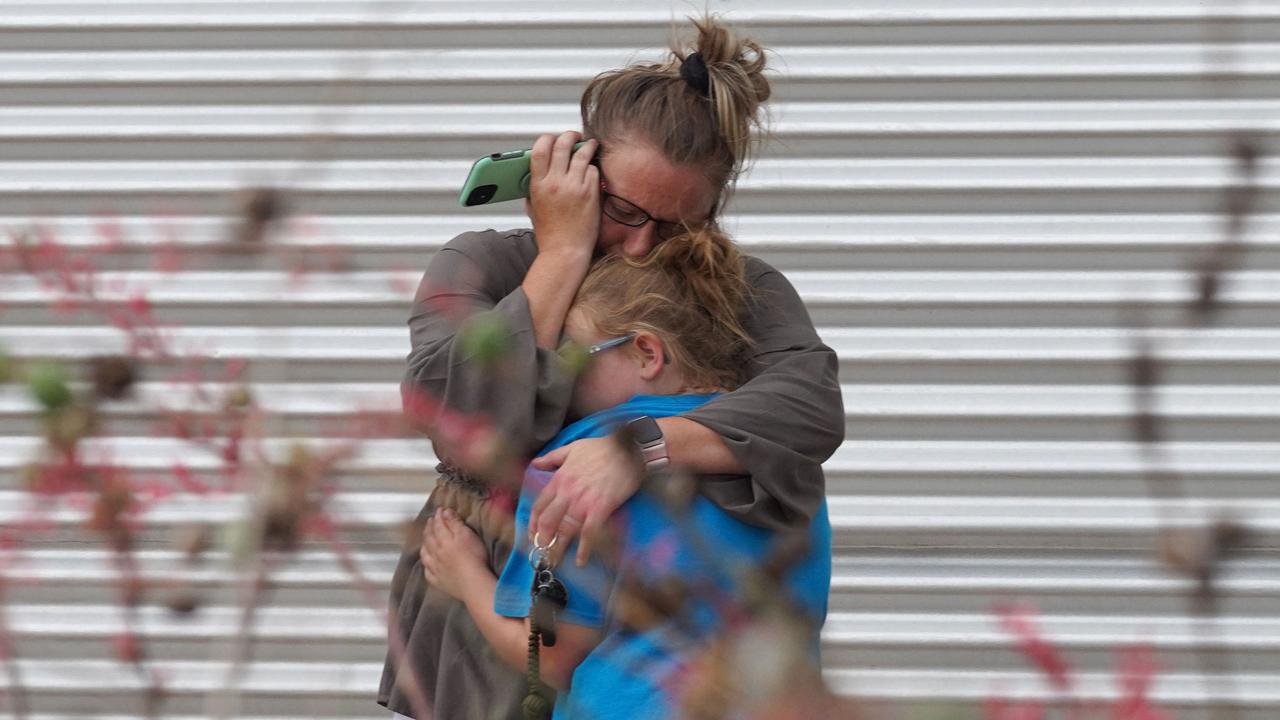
[631,331,665,381]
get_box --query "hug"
[380,13,844,720]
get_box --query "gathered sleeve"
[401,229,576,461]
[682,256,845,530]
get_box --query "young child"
[419,228,832,720]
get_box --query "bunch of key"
[523,535,569,719]
[530,535,569,645]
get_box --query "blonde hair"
[580,14,771,215]
[572,227,751,391]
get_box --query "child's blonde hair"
[572,227,751,391]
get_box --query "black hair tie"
[680,52,711,97]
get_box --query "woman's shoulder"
[739,252,781,281]
[442,227,536,259]
[437,227,538,283]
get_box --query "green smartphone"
[459,141,588,207]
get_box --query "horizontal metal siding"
[0,1,1277,717]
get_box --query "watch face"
[627,416,663,444]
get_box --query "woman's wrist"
[523,247,592,349]
[534,241,593,266]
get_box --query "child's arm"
[421,509,599,690]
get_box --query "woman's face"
[595,139,718,259]
[564,308,644,417]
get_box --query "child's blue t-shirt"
[494,394,832,720]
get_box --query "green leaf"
[28,362,73,411]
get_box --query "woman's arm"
[402,230,566,455]
[403,133,600,462]
[529,257,843,555]
[522,132,599,350]
[677,258,845,523]
[655,416,743,472]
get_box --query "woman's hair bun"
[678,14,772,167]
[580,13,773,213]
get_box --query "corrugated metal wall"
[1,1,1278,717]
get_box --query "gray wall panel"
[0,1,1276,716]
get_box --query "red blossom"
[172,463,210,495]
[995,602,1073,692]
[126,293,152,321]
[1111,644,1166,720]
[135,476,174,504]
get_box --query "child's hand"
[420,508,492,603]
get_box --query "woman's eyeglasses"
[599,183,699,242]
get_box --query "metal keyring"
[528,531,559,567]
[533,531,558,552]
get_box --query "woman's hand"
[527,131,600,260]
[420,508,492,603]
[529,435,642,567]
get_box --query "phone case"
[458,142,587,207]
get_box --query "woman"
[379,15,843,720]
[420,228,831,720]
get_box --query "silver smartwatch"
[624,416,669,472]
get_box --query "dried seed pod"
[262,507,302,551]
[1212,518,1248,554]
[260,444,313,550]
[89,355,137,400]
[165,590,200,616]
[224,385,254,411]
[233,187,288,244]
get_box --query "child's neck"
[647,369,722,397]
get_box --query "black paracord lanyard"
[523,533,567,720]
